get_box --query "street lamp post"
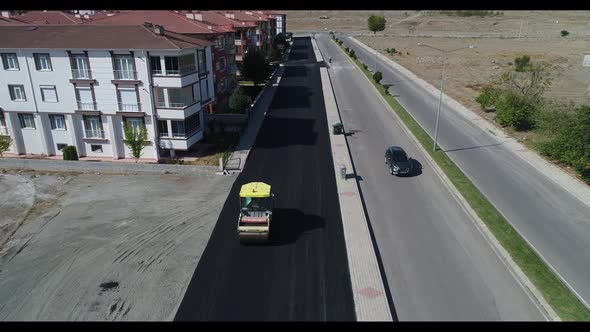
[418,43,477,151]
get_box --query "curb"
[338,37,559,321]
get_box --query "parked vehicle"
[385,146,414,176]
[320,16,330,19]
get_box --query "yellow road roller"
[238,182,274,244]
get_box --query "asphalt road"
[317,33,545,321]
[174,37,356,321]
[336,33,590,308]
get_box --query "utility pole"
[418,43,478,151]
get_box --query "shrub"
[349,49,355,58]
[344,47,350,53]
[537,106,590,183]
[362,63,368,70]
[561,30,570,37]
[494,91,539,130]
[229,87,252,114]
[514,55,531,72]
[123,122,148,163]
[373,71,383,83]
[338,40,343,45]
[0,135,12,157]
[475,86,502,110]
[63,145,79,161]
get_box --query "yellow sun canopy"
[240,182,272,198]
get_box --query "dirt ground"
[0,169,235,321]
[286,10,590,127]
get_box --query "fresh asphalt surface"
[317,33,544,320]
[174,37,356,321]
[337,33,590,307]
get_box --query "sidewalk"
[224,43,291,173]
[320,67,393,321]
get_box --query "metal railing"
[155,100,195,109]
[165,66,196,76]
[151,69,163,76]
[72,69,92,79]
[113,70,137,80]
[85,129,104,139]
[118,103,141,112]
[77,101,97,110]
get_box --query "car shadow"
[242,208,325,246]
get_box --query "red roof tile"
[15,11,85,24]
[218,11,268,23]
[87,10,227,35]
[188,11,256,29]
[0,24,212,50]
[0,16,28,25]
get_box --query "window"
[71,54,90,79]
[113,55,135,80]
[197,49,207,73]
[1,53,19,70]
[18,113,35,129]
[9,85,26,101]
[218,57,226,71]
[216,36,224,48]
[179,54,196,74]
[158,120,169,137]
[118,87,139,111]
[171,120,185,138]
[34,53,52,71]
[56,143,67,151]
[0,111,7,135]
[184,112,201,137]
[91,144,103,153]
[125,117,144,134]
[40,85,58,102]
[150,56,162,75]
[49,114,66,130]
[165,56,179,75]
[76,86,95,110]
[83,115,103,138]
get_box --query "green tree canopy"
[368,15,386,34]
[242,46,270,87]
[229,87,252,114]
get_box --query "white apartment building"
[0,24,215,161]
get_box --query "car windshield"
[391,151,408,162]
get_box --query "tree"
[273,33,287,49]
[267,45,280,62]
[242,46,270,87]
[229,87,252,114]
[494,90,539,130]
[123,122,147,163]
[373,71,383,83]
[368,15,386,34]
[62,145,78,161]
[514,55,531,72]
[0,136,12,157]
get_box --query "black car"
[385,146,413,176]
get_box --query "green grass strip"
[333,37,590,321]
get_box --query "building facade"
[0,24,215,161]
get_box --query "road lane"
[337,33,590,308]
[317,33,545,321]
[174,37,356,321]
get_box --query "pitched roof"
[189,11,256,29]
[0,16,28,25]
[218,11,268,23]
[0,24,212,50]
[87,10,227,35]
[261,10,284,16]
[15,11,85,24]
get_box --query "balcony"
[155,99,195,109]
[72,69,92,79]
[0,126,8,136]
[113,70,137,80]
[118,103,141,112]
[77,101,97,111]
[85,129,105,139]
[154,65,197,77]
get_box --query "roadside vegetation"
[0,135,12,157]
[332,35,590,321]
[123,122,148,163]
[475,55,590,184]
